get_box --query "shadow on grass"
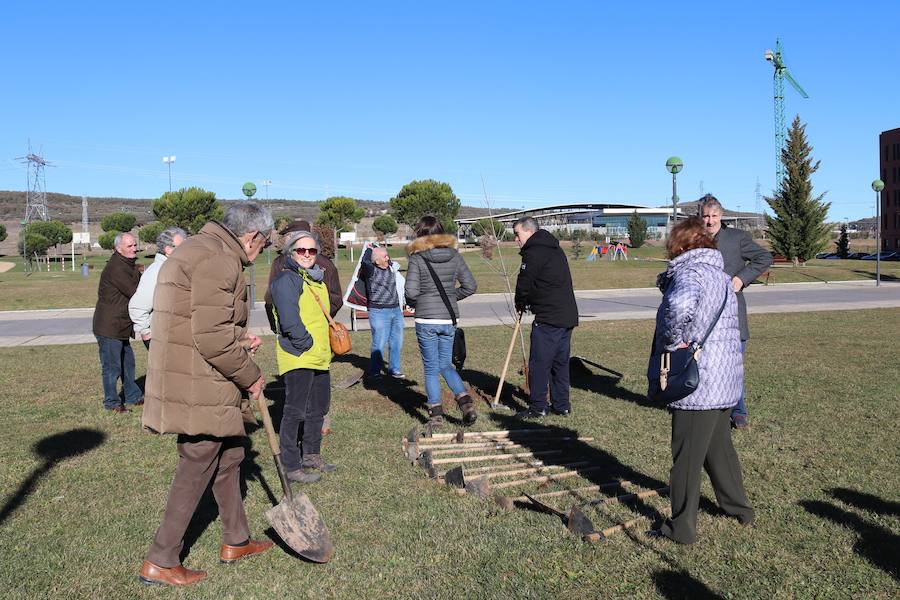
[652,569,724,600]
[568,356,656,409]
[850,269,900,282]
[799,497,899,581]
[462,367,528,412]
[829,487,900,516]
[485,415,683,516]
[0,428,106,526]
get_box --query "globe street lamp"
[162,156,176,192]
[665,156,684,233]
[872,179,884,287]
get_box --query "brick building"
[880,127,900,251]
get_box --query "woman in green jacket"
[270,230,336,483]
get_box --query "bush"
[101,212,136,233]
[0,223,6,243]
[152,187,223,234]
[18,231,52,257]
[372,214,398,239]
[98,231,118,250]
[139,222,166,245]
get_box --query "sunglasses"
[293,246,319,257]
[254,231,272,249]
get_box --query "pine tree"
[764,116,831,266]
[627,211,648,248]
[835,224,849,259]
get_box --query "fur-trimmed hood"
[406,234,458,256]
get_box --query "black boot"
[427,404,444,430]
[455,394,477,426]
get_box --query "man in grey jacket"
[699,195,773,429]
[129,227,187,348]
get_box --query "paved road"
[1,281,898,347]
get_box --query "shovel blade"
[265,492,334,563]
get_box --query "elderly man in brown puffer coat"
[139,203,274,587]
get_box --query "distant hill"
[0,191,514,224]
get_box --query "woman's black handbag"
[422,259,467,370]
[647,290,728,403]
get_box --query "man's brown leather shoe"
[219,539,274,564]
[138,561,207,586]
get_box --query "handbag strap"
[305,277,339,329]
[652,284,729,355]
[695,286,730,350]
[421,259,457,327]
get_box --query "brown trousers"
[147,435,250,567]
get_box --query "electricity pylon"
[764,39,809,186]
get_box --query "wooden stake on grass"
[493,314,522,406]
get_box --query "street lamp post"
[872,179,884,287]
[242,182,258,304]
[162,156,176,192]
[665,156,684,234]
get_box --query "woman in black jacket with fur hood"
[405,216,478,428]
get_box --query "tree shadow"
[652,569,725,600]
[568,356,659,410]
[0,428,106,526]
[829,487,900,517]
[850,270,900,282]
[799,498,899,581]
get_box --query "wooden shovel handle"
[253,391,281,458]
[494,315,522,404]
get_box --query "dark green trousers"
[661,408,754,544]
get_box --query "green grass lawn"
[1,310,898,598]
[2,246,899,311]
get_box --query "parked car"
[847,252,869,259]
[815,252,833,259]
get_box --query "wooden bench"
[759,255,805,285]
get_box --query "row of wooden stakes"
[402,428,671,542]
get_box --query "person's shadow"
[568,356,659,410]
[0,428,106,526]
[652,569,725,600]
[799,489,900,581]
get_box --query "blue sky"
[1,1,896,220]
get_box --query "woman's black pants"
[279,368,331,472]
[662,407,754,544]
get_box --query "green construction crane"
[764,39,809,186]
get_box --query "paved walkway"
[0,280,898,347]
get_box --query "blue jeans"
[368,306,404,376]
[732,341,748,419]
[415,323,466,406]
[96,335,143,409]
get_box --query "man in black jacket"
[513,217,579,418]
[700,195,773,429]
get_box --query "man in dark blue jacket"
[513,217,579,418]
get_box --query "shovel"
[253,391,334,563]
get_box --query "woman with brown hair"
[648,217,754,544]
